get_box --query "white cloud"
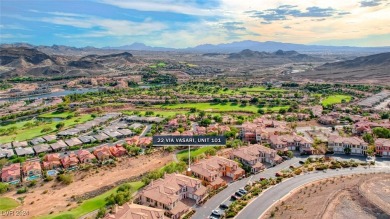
[37,14,167,37]
[99,0,217,16]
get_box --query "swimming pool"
[25,175,41,181]
[47,170,58,176]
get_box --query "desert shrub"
[28,180,37,187]
[294,169,302,175]
[57,173,73,185]
[0,182,9,194]
[17,187,28,194]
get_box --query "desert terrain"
[4,151,173,218]
[262,173,390,219]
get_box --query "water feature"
[1,88,99,101]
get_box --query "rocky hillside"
[0,47,138,78]
[292,52,390,84]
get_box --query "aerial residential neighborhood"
[1,0,390,219]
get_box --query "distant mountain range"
[225,49,324,62]
[104,40,390,54]
[3,40,388,55]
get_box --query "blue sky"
[1,0,389,48]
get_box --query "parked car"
[235,191,244,197]
[238,188,247,194]
[212,209,221,216]
[299,160,305,164]
[275,172,282,177]
[259,177,266,181]
[219,204,229,209]
[231,194,241,200]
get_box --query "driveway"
[192,157,304,219]
[236,166,390,219]
[140,124,152,137]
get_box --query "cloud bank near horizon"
[1,0,390,47]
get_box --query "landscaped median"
[223,157,373,218]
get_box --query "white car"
[212,209,221,216]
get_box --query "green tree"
[0,182,9,194]
[373,127,390,138]
[204,148,217,156]
[41,127,53,133]
[56,122,65,130]
[96,207,107,218]
[366,145,375,156]
[258,108,265,114]
[200,118,211,127]
[362,133,374,144]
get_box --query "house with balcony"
[104,203,165,219]
[93,146,112,161]
[269,134,313,154]
[61,153,79,169]
[328,135,368,155]
[1,163,21,184]
[230,144,282,173]
[375,138,390,157]
[190,156,244,189]
[139,173,207,219]
[42,153,62,170]
[77,150,96,163]
[22,160,42,181]
[109,144,127,157]
[241,118,290,143]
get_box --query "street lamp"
[187,145,191,172]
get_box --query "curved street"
[193,157,305,219]
[235,166,390,219]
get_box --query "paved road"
[140,124,152,137]
[192,157,304,219]
[235,166,390,219]
[191,122,198,131]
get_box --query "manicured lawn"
[39,181,144,219]
[176,146,214,161]
[0,114,93,144]
[123,110,188,118]
[158,103,288,113]
[39,111,74,118]
[321,95,352,106]
[157,62,166,67]
[175,86,285,96]
[238,86,286,93]
[158,103,259,113]
[186,63,198,67]
[0,197,19,211]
